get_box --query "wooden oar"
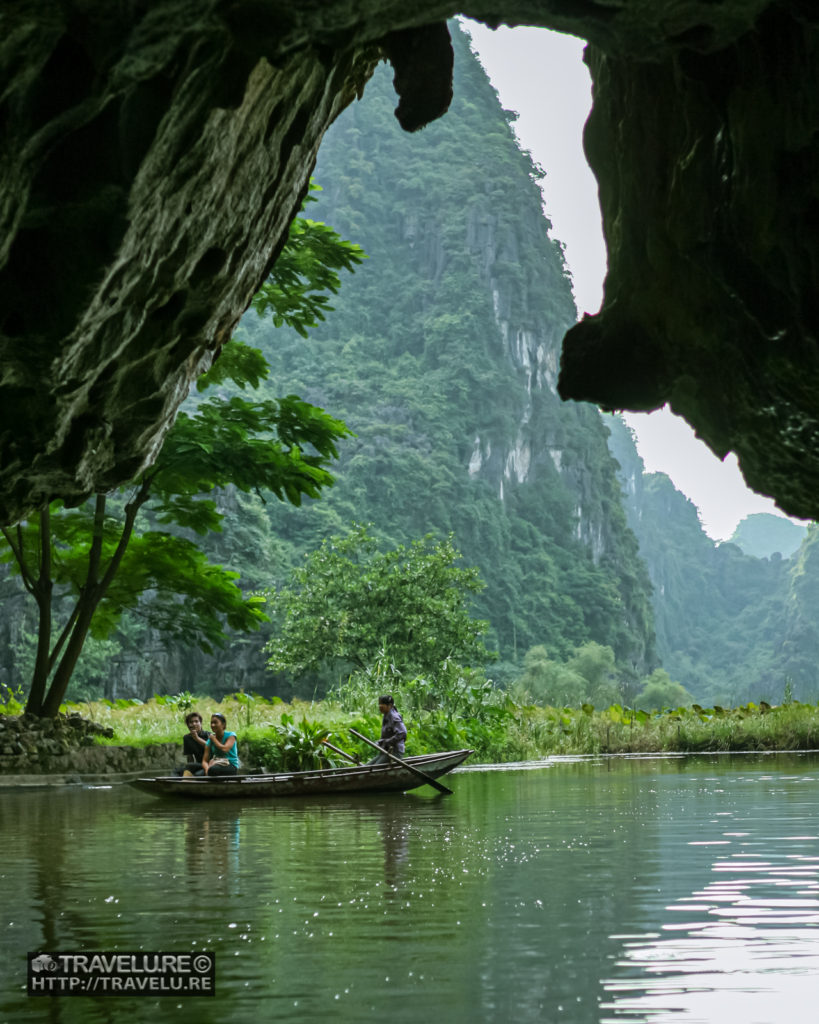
[320,739,361,764]
[348,728,453,796]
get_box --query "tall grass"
[506,701,819,757]
[41,695,353,747]
[3,692,819,762]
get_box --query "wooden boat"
[129,749,473,799]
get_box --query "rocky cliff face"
[0,2,383,525]
[560,6,819,526]
[1,1,818,538]
[242,27,657,679]
[458,185,628,572]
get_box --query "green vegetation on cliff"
[607,415,819,704]
[240,24,657,694]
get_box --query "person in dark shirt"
[368,694,408,765]
[173,711,210,776]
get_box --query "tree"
[566,642,622,706]
[514,646,586,707]
[2,344,351,716]
[634,669,693,710]
[264,524,493,682]
[1,196,365,716]
[514,641,622,708]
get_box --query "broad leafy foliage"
[0,195,362,715]
[250,184,365,337]
[265,525,493,680]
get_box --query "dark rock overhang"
[1,1,816,525]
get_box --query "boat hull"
[129,749,473,799]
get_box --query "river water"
[2,752,819,1023]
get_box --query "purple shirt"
[380,707,407,754]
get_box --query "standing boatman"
[368,694,407,764]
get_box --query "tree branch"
[1,524,35,594]
[96,480,152,596]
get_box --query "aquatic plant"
[250,713,337,771]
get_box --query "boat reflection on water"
[180,810,242,882]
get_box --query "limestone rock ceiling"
[0,1,816,526]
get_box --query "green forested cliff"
[240,23,657,688]
[606,415,819,704]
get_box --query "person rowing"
[367,694,407,765]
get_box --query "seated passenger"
[201,712,240,777]
[174,711,210,776]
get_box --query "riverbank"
[511,700,819,758]
[4,694,819,776]
[0,710,176,779]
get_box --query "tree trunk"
[24,506,52,716]
[38,489,149,716]
[25,588,52,716]
[40,594,100,717]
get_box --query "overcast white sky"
[466,21,808,541]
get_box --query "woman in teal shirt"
[202,713,240,776]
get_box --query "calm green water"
[3,753,819,1023]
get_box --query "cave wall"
[0,2,381,524]
[560,4,819,522]
[2,1,818,525]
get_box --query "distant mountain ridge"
[727,513,807,559]
[606,415,819,704]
